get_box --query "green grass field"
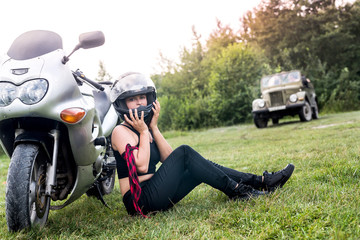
[0,111,359,239]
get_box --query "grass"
[0,111,359,239]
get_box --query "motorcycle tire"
[6,144,50,231]
[86,169,115,197]
[100,170,115,195]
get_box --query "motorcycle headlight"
[289,94,298,103]
[19,79,48,104]
[0,79,48,106]
[0,82,17,107]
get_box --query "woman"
[110,72,294,217]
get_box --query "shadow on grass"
[267,116,328,129]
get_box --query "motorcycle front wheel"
[6,144,50,231]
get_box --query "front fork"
[45,129,60,196]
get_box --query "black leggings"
[123,145,263,215]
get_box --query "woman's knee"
[178,144,194,151]
[175,145,196,156]
[166,145,189,161]
[177,145,203,164]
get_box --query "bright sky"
[1,0,261,79]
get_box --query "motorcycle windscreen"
[7,30,63,60]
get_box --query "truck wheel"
[254,116,268,128]
[6,144,50,231]
[312,102,319,119]
[272,118,279,125]
[299,101,312,122]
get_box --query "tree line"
[149,0,360,131]
[95,0,360,131]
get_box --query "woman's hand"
[124,108,148,134]
[149,100,160,130]
[117,108,151,173]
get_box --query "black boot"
[230,182,268,200]
[262,163,295,192]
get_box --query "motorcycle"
[0,30,119,231]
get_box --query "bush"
[322,68,360,112]
[158,96,215,131]
[208,43,268,125]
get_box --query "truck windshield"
[261,71,300,87]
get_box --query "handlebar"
[73,70,105,91]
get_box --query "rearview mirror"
[62,31,105,64]
[78,31,105,49]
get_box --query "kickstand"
[94,183,110,209]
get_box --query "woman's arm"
[151,125,172,162]
[112,109,151,173]
[149,100,172,162]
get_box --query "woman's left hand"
[149,100,160,130]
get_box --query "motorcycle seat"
[93,90,111,123]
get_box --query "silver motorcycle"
[0,30,119,231]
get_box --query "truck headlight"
[258,99,265,108]
[0,79,48,106]
[289,94,298,103]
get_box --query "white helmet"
[110,72,156,125]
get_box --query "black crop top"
[114,125,161,179]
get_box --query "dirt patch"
[312,121,354,129]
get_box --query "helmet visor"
[110,73,156,102]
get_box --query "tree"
[155,0,360,130]
[206,19,239,57]
[241,0,360,112]
[208,43,270,125]
[96,60,112,82]
[157,26,207,99]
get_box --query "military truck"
[252,70,318,128]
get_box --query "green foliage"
[208,43,269,125]
[1,111,360,239]
[152,0,360,130]
[95,60,112,82]
[303,58,337,109]
[206,20,239,58]
[157,96,177,130]
[322,68,360,112]
[241,0,360,114]
[154,22,270,130]
[157,95,214,131]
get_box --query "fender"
[14,131,54,162]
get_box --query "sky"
[0,0,262,79]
